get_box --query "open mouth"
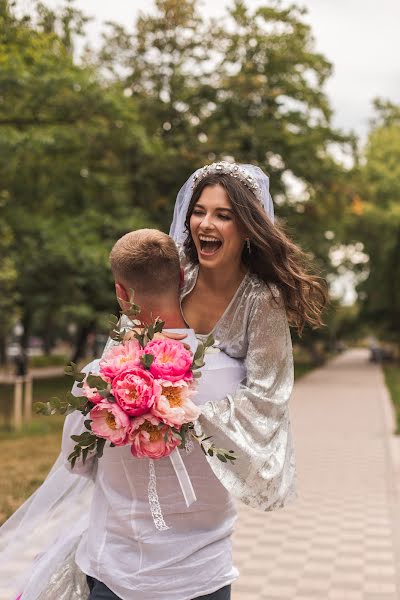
[199,236,223,256]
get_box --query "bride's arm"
[198,285,296,511]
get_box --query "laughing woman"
[170,162,327,511]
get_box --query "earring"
[246,239,251,253]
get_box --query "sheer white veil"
[169,162,275,244]
[0,376,95,600]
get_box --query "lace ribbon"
[147,449,197,531]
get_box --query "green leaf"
[86,375,108,391]
[84,419,92,431]
[193,342,205,362]
[204,334,215,349]
[96,437,106,459]
[141,353,155,368]
[153,319,164,334]
[207,448,214,456]
[82,447,90,464]
[217,453,227,462]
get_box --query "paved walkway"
[232,348,400,600]
[0,366,64,384]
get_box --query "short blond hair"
[110,229,180,296]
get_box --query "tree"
[351,100,400,345]
[0,1,154,360]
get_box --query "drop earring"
[246,239,251,253]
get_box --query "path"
[232,348,400,600]
[0,366,64,384]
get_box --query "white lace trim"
[148,460,170,531]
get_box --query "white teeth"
[199,236,221,242]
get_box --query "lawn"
[383,363,400,434]
[0,376,69,524]
[0,357,318,525]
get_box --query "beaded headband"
[191,161,263,202]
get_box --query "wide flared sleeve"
[198,285,296,511]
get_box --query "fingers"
[162,332,188,341]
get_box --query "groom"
[62,229,245,600]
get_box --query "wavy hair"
[183,173,328,334]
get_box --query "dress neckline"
[180,264,250,337]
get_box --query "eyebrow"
[194,203,233,212]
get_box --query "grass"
[0,376,70,524]
[294,358,315,380]
[383,363,400,434]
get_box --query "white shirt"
[62,330,246,600]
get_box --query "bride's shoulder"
[247,273,282,303]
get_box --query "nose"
[199,212,214,230]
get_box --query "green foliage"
[0,0,354,360]
[351,101,400,342]
[383,364,400,434]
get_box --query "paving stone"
[232,349,400,600]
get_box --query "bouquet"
[35,293,236,468]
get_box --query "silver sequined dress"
[180,258,297,511]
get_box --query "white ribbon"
[147,449,197,531]
[169,448,197,507]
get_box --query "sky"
[33,0,400,140]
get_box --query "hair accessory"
[170,162,274,244]
[192,161,263,202]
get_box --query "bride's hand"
[123,330,188,343]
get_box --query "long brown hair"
[183,173,328,334]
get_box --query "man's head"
[110,229,181,315]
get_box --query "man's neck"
[139,305,187,329]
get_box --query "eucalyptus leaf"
[96,438,106,459]
[86,375,108,391]
[82,447,90,464]
[141,353,154,368]
[193,342,205,362]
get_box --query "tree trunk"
[0,334,6,366]
[71,320,96,364]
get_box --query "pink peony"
[144,338,193,382]
[99,340,142,382]
[152,380,200,428]
[129,414,180,459]
[90,401,130,446]
[112,367,161,416]
[81,380,103,404]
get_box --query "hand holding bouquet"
[35,295,237,468]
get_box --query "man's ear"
[179,267,185,289]
[115,282,129,308]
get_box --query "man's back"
[62,333,246,600]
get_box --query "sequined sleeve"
[199,285,296,511]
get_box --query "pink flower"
[90,401,130,446]
[129,414,180,459]
[99,340,142,382]
[81,380,103,404]
[152,380,200,428]
[112,367,161,416]
[144,339,193,382]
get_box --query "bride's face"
[189,184,246,271]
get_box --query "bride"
[170,161,326,510]
[0,161,327,599]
